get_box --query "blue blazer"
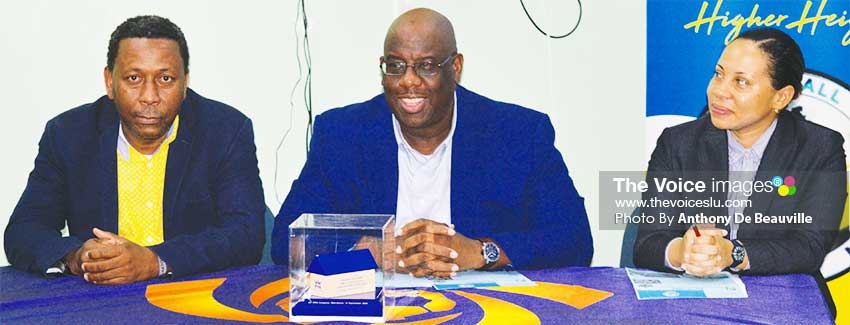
[273,86,592,269]
[4,89,265,277]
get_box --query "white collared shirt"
[726,118,776,240]
[393,93,457,232]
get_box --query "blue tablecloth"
[0,265,833,324]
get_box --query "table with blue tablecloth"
[0,265,833,324]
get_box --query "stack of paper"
[385,270,536,290]
[626,268,748,300]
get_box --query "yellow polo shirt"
[117,116,179,246]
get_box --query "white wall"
[0,0,646,267]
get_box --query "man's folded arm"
[149,118,265,277]
[4,121,84,274]
[488,198,592,269]
[491,116,592,269]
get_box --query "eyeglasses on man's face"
[380,53,457,77]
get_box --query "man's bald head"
[384,8,456,55]
[380,8,462,152]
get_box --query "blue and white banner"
[647,0,850,319]
[647,0,849,152]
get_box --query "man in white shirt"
[273,8,592,277]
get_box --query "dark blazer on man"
[272,86,593,269]
[634,111,846,275]
[4,89,265,277]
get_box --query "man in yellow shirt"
[4,15,265,284]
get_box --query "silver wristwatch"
[481,241,500,268]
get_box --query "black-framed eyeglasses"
[380,53,456,77]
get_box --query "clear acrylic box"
[289,213,395,323]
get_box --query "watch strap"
[157,256,170,277]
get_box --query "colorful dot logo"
[772,175,796,197]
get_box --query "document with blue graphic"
[626,268,748,300]
[386,270,535,290]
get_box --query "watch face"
[732,246,745,262]
[483,242,500,263]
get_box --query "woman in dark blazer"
[634,28,846,278]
